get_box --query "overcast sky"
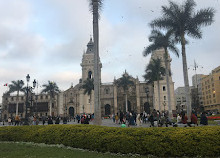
[0,0,220,103]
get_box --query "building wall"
[151,49,176,113]
[192,74,205,106]
[1,93,58,120]
[202,66,220,112]
[175,86,194,113]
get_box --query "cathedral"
[1,38,176,120]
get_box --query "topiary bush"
[0,125,219,157]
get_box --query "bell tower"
[81,38,102,82]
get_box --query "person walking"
[148,113,154,127]
[200,112,208,125]
[55,117,60,124]
[181,112,188,124]
[112,114,115,123]
[76,115,80,123]
[136,113,142,127]
[115,113,119,124]
[32,116,37,125]
[191,112,198,126]
[14,115,20,126]
[8,118,12,125]
[42,116,46,125]
[177,114,182,124]
[48,116,53,125]
[119,111,124,124]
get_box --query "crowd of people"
[111,110,209,127]
[0,111,210,127]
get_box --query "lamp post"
[24,74,36,125]
[145,87,149,113]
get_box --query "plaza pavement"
[0,118,154,127]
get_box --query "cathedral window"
[88,71,93,79]
[164,96,166,101]
[163,86,166,91]
[105,88,109,94]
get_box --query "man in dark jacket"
[200,112,208,125]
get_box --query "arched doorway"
[69,107,74,118]
[144,102,150,114]
[105,104,111,115]
[123,100,131,112]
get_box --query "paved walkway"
[0,119,167,128]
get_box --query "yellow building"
[201,66,220,112]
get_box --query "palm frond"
[168,44,179,57]
[82,78,94,95]
[8,80,24,94]
[186,27,202,39]
[144,59,165,84]
[89,0,104,18]
[143,44,161,57]
[150,18,174,30]
[41,81,60,96]
[193,8,215,27]
[115,73,134,92]
[183,0,196,19]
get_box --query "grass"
[0,142,150,158]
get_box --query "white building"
[151,49,176,114]
[175,86,194,113]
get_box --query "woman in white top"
[177,114,182,124]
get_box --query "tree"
[8,80,24,116]
[81,78,94,114]
[143,29,179,116]
[89,0,104,125]
[115,72,134,113]
[143,59,165,111]
[41,81,60,116]
[150,0,215,121]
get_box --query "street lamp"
[145,87,149,113]
[24,74,36,125]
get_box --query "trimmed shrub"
[0,125,219,157]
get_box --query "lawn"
[0,142,150,158]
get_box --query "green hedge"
[0,125,220,157]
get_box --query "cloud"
[1,0,220,103]
[0,0,45,62]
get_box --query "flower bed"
[207,116,220,120]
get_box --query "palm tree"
[81,78,94,114]
[89,0,104,125]
[150,0,215,121]
[143,59,165,111]
[115,72,134,113]
[143,29,179,116]
[41,81,60,116]
[8,80,24,116]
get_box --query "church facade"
[1,38,176,120]
[59,39,176,117]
